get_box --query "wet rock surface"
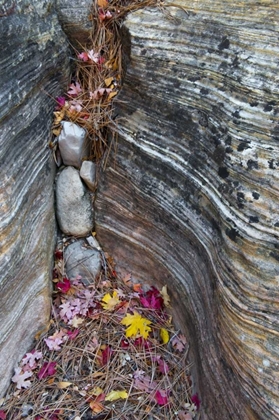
[56,166,94,237]
[95,3,279,420]
[0,0,70,396]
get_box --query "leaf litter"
[1,248,200,419]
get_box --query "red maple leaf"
[134,337,151,349]
[191,393,201,410]
[57,277,71,294]
[67,329,79,340]
[101,346,113,365]
[154,390,168,406]
[0,410,6,419]
[38,362,57,380]
[140,287,164,310]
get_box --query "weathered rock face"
[0,0,70,396]
[56,0,94,48]
[95,3,279,419]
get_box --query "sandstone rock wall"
[0,0,70,396]
[95,2,279,419]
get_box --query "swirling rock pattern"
[0,0,70,396]
[95,2,279,419]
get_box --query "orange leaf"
[89,400,104,414]
[97,0,108,7]
[133,283,142,292]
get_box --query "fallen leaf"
[12,368,32,389]
[89,393,105,413]
[44,330,66,351]
[133,283,142,292]
[101,290,120,311]
[140,287,164,310]
[105,390,128,401]
[57,381,72,389]
[67,82,82,96]
[78,52,89,62]
[22,350,43,369]
[133,374,155,392]
[172,334,187,352]
[104,77,114,87]
[57,277,71,294]
[107,91,118,101]
[38,362,57,380]
[67,329,79,340]
[52,127,62,137]
[97,0,108,7]
[191,393,201,410]
[89,400,104,414]
[122,273,132,286]
[71,316,84,328]
[0,411,6,420]
[160,328,169,344]
[101,346,113,366]
[178,411,193,420]
[121,312,152,339]
[99,8,112,22]
[154,390,168,406]
[160,285,170,307]
[91,387,104,396]
[53,109,65,125]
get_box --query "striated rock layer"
[0,0,70,396]
[95,2,279,419]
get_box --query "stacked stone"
[55,121,101,284]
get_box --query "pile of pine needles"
[1,248,198,420]
[51,0,160,161]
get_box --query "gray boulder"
[80,160,96,191]
[56,166,94,236]
[58,121,88,168]
[64,240,102,283]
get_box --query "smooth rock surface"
[64,240,102,283]
[95,3,279,419]
[0,0,70,397]
[56,166,94,237]
[80,160,96,191]
[58,121,88,168]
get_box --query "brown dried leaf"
[57,381,73,389]
[97,0,108,7]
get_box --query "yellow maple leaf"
[105,390,128,401]
[121,312,152,339]
[104,77,114,87]
[101,290,120,311]
[160,285,171,307]
[160,328,169,344]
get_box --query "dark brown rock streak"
[95,2,279,419]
